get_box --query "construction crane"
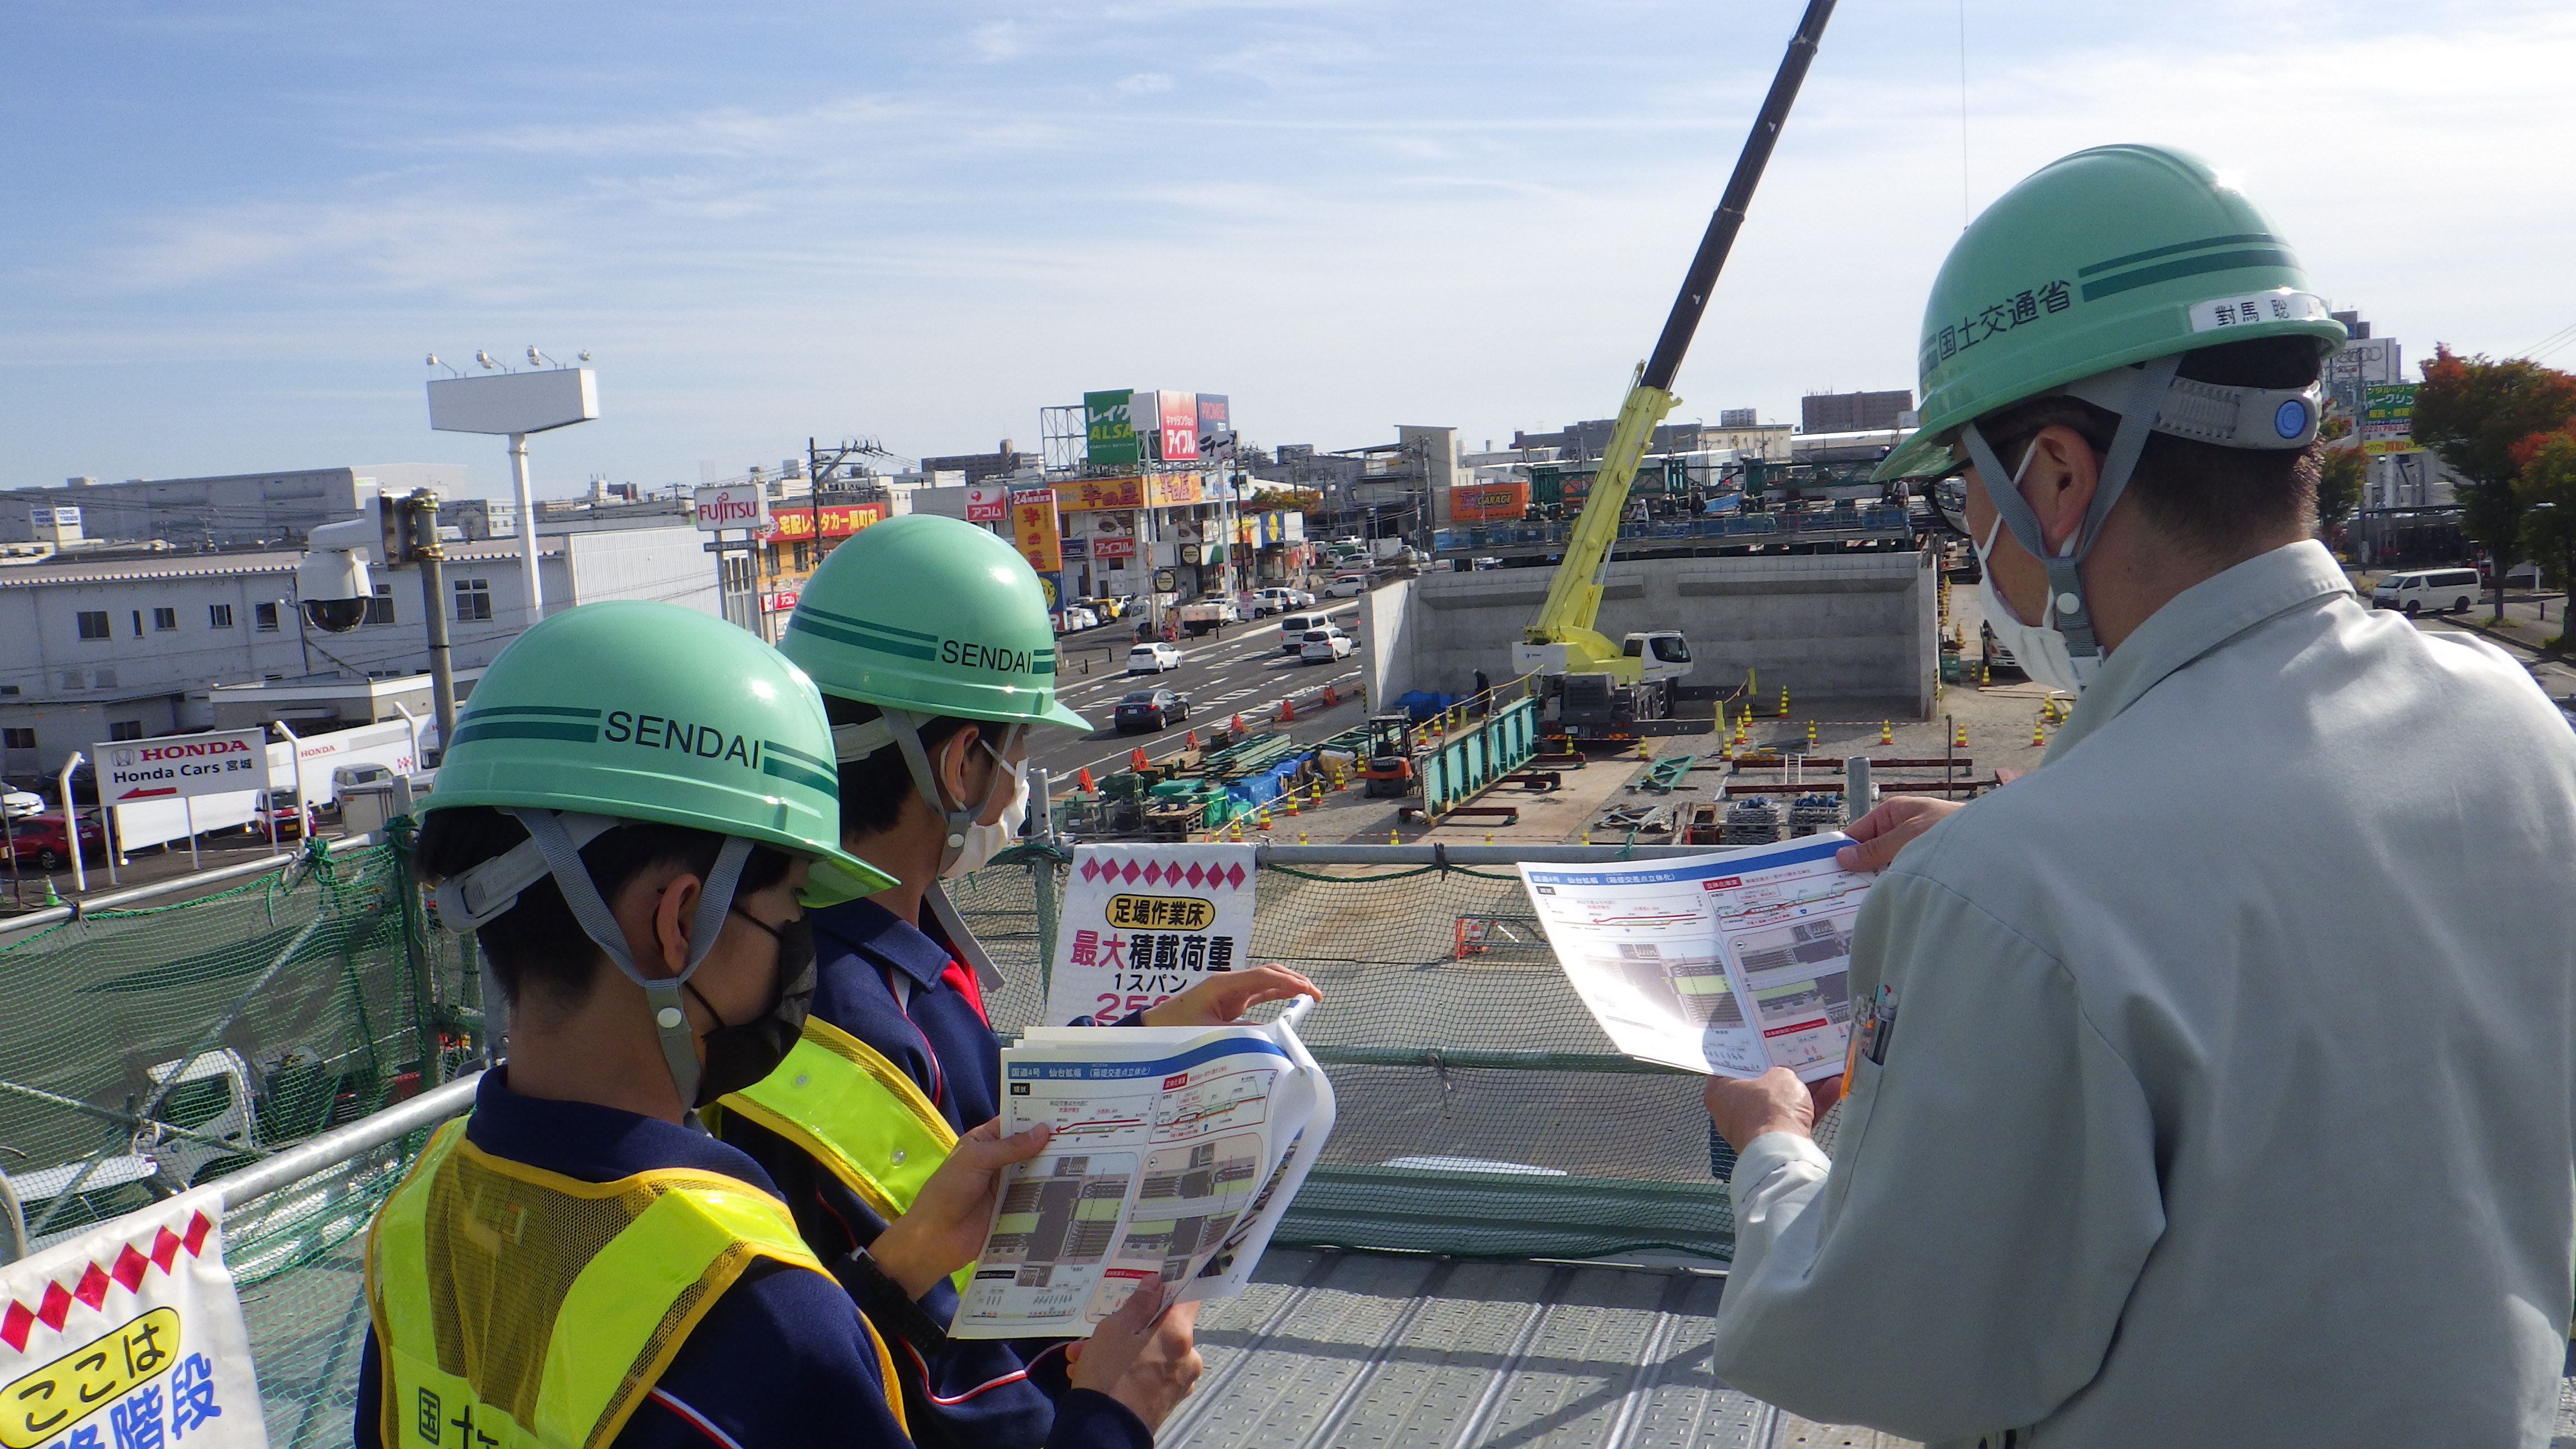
[1512,0,1838,737]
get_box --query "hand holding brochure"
[1517,836,1873,1081]
[950,1001,1335,1338]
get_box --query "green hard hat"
[780,513,1090,730]
[424,599,896,892]
[1875,144,2348,482]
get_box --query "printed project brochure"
[950,1001,1336,1338]
[1517,836,1873,1082]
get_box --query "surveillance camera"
[297,515,378,634]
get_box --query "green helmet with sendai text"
[423,599,894,891]
[779,512,1090,730]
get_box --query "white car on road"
[1324,574,1370,599]
[1299,627,1357,663]
[1,782,42,820]
[1126,641,1183,674]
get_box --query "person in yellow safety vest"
[716,516,1308,1447]
[356,602,1194,1449]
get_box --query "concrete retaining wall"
[1361,552,1939,717]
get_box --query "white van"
[1277,612,1335,653]
[2371,569,2479,615]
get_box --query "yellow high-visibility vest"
[365,1117,906,1449]
[716,1017,970,1292]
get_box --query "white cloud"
[1116,72,1176,94]
[970,20,1030,60]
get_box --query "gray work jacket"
[1712,541,2576,1447]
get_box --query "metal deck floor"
[1163,1247,1770,1449]
[1163,1247,2576,1449]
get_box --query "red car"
[3,812,105,870]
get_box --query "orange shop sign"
[1012,486,1063,573]
[767,502,886,541]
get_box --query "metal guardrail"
[0,831,385,940]
[215,1072,480,1211]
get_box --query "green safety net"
[6,845,1750,1444]
[0,837,482,1448]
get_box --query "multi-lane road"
[1029,600,1373,788]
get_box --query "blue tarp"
[1392,690,1463,722]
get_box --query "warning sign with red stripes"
[1043,844,1257,1026]
[1,1190,268,1449]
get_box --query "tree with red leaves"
[2512,426,2576,644]
[2411,345,2576,619]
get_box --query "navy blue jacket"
[357,1072,1148,1449]
[717,897,1073,1449]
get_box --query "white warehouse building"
[0,523,715,777]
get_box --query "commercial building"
[0,524,713,776]
[1798,389,1912,435]
[918,441,1042,485]
[3,465,472,548]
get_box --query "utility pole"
[400,490,461,760]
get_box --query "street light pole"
[404,491,461,762]
[509,432,544,626]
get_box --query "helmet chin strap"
[1959,353,2180,681]
[508,808,751,1118]
[878,711,1026,875]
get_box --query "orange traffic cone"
[1879,719,1893,745]
[1256,808,1273,832]
[1130,747,1149,772]
[1185,730,1199,751]
[1283,788,1300,816]
[1280,697,1296,722]
[1231,713,1246,735]
[1076,768,1096,793]
[2030,717,2047,747]
[1953,719,1969,749]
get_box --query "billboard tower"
[426,352,600,626]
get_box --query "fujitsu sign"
[692,484,771,531]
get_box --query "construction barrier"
[1416,695,1541,818]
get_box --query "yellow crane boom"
[1514,0,1837,686]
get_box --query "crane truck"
[1511,0,1837,740]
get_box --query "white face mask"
[1972,448,2095,698]
[942,750,1029,879]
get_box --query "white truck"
[108,718,425,857]
[1,1045,398,1254]
[1175,598,1247,636]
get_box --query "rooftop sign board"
[427,368,599,435]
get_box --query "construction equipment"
[1358,714,1417,798]
[1512,0,1838,738]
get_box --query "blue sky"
[4,0,2571,500]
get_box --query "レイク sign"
[692,485,770,531]
[93,730,269,803]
